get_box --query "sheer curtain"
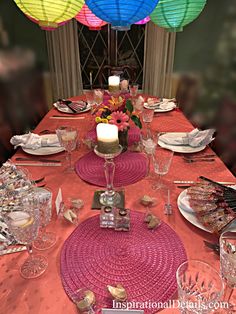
[143,22,176,98]
[46,19,83,100]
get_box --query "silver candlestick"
[94,145,122,206]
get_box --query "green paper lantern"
[150,0,207,32]
[14,0,84,29]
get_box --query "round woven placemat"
[60,211,187,313]
[75,151,147,187]
[86,126,141,146]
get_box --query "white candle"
[96,123,119,154]
[97,123,118,143]
[108,76,120,92]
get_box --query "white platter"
[53,101,91,114]
[177,188,236,233]
[22,134,65,156]
[158,132,206,153]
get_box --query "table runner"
[61,211,187,313]
[0,94,235,314]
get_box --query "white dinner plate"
[22,134,65,156]
[144,99,176,112]
[53,101,91,114]
[177,188,236,233]
[158,132,206,153]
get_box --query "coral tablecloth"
[1,94,235,314]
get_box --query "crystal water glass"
[56,126,78,171]
[142,107,154,133]
[84,90,96,109]
[152,146,174,189]
[176,260,224,314]
[129,83,138,97]
[220,231,236,288]
[5,193,48,279]
[94,89,104,105]
[140,130,158,177]
[33,187,57,250]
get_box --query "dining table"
[0,93,236,314]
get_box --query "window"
[78,24,145,89]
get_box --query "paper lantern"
[76,4,107,30]
[26,15,68,31]
[86,0,159,27]
[150,0,207,32]
[14,0,84,29]
[135,17,150,25]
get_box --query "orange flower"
[108,96,124,111]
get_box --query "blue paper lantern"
[85,0,159,27]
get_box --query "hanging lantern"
[14,0,84,29]
[135,17,150,25]
[86,0,159,27]
[75,4,107,30]
[150,0,207,32]
[26,15,69,31]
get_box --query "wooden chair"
[98,65,137,89]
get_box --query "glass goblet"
[142,107,154,132]
[84,90,96,110]
[176,260,224,314]
[94,89,104,106]
[129,83,139,98]
[33,187,57,250]
[5,194,48,279]
[56,126,78,172]
[140,130,158,178]
[152,146,174,190]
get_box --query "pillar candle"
[96,123,119,154]
[108,76,120,93]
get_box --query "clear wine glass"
[33,187,57,250]
[140,130,158,177]
[4,193,48,279]
[152,146,174,190]
[142,107,154,133]
[56,126,78,172]
[176,260,224,314]
[129,83,138,97]
[94,89,104,106]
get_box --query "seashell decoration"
[140,195,157,207]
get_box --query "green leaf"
[126,100,133,114]
[131,115,142,129]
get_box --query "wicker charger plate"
[75,151,147,187]
[60,211,187,313]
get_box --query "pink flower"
[109,111,129,131]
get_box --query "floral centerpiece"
[94,96,142,151]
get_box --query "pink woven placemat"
[86,126,141,146]
[75,151,147,187]
[60,211,187,313]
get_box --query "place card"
[102,310,144,314]
[55,188,63,215]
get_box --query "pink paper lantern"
[76,4,107,30]
[135,16,150,25]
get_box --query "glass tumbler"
[176,260,224,314]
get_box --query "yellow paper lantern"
[14,0,85,29]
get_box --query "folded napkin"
[10,132,60,150]
[159,100,176,110]
[147,98,176,110]
[159,129,215,147]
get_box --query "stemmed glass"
[142,107,154,133]
[129,83,139,98]
[140,129,158,177]
[33,187,57,250]
[220,231,236,308]
[4,193,48,279]
[176,260,224,314]
[94,89,104,106]
[56,126,78,172]
[152,146,174,190]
